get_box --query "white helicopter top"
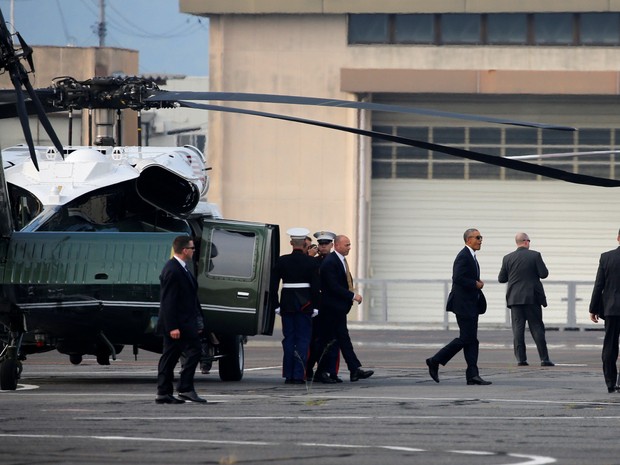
[1,143,221,231]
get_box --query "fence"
[355,278,596,330]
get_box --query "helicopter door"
[198,219,279,336]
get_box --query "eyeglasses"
[523,239,531,242]
[184,246,195,250]
[468,235,483,240]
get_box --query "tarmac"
[0,326,617,465]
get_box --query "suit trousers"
[307,315,340,376]
[281,312,312,380]
[510,304,550,363]
[602,316,620,389]
[317,310,361,373]
[157,333,202,395]
[432,314,479,380]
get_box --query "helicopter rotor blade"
[177,99,620,188]
[22,78,64,157]
[149,91,576,132]
[10,76,38,170]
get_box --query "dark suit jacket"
[446,246,486,317]
[498,247,548,308]
[320,251,355,315]
[270,249,320,314]
[157,257,204,337]
[589,246,620,318]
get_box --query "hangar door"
[366,94,620,326]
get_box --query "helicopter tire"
[69,354,83,365]
[0,358,20,390]
[218,335,244,382]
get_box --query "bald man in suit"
[498,232,553,367]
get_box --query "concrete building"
[179,3,620,324]
[0,46,139,147]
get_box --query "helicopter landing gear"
[69,354,83,365]
[0,332,24,390]
[218,335,245,382]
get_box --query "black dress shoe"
[426,358,440,383]
[608,386,619,393]
[316,372,337,384]
[467,376,492,385]
[541,360,555,367]
[350,368,374,382]
[330,374,343,383]
[155,394,185,404]
[178,391,207,403]
[517,361,529,366]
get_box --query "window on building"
[534,13,574,45]
[394,14,434,44]
[348,14,389,44]
[371,125,620,181]
[580,13,620,45]
[487,13,528,45]
[441,14,481,44]
[348,12,620,46]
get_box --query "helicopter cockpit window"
[8,185,42,231]
[206,229,256,279]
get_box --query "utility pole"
[98,0,106,47]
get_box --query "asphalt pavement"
[1,326,617,465]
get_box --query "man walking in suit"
[589,229,620,393]
[156,235,207,404]
[498,232,554,367]
[316,235,374,382]
[426,228,491,385]
[271,227,321,384]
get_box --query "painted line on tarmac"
[0,433,556,464]
[0,384,39,392]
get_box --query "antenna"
[98,0,106,47]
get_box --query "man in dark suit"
[426,228,491,385]
[270,227,321,384]
[306,230,342,384]
[498,232,554,367]
[156,235,207,404]
[589,229,620,393]
[316,235,374,382]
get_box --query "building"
[180,1,620,326]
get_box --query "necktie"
[473,254,480,278]
[344,257,354,291]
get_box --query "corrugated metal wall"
[367,178,620,326]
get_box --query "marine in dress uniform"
[270,228,321,384]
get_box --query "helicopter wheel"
[218,335,244,382]
[69,354,83,365]
[0,358,21,390]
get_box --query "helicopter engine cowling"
[135,164,200,217]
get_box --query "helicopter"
[2,8,620,391]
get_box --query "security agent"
[270,227,321,384]
[307,230,343,383]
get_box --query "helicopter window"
[7,185,42,231]
[580,13,620,45]
[206,229,256,279]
